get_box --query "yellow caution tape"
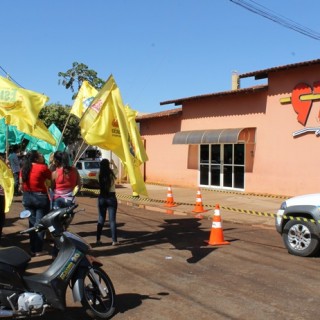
[80,187,318,223]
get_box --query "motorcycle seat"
[0,246,31,269]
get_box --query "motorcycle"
[0,204,116,319]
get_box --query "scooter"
[0,204,116,319]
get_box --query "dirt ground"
[1,194,319,320]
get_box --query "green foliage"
[49,62,105,146]
[39,103,80,146]
[58,62,105,100]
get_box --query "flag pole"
[57,112,72,150]
[5,124,9,162]
[72,140,89,165]
[28,137,40,151]
[69,82,94,164]
[72,140,85,165]
[5,74,10,162]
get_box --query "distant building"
[137,59,320,196]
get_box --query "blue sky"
[1,0,320,114]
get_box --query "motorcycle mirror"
[20,210,31,219]
[72,185,79,196]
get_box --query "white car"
[275,193,320,257]
[75,159,100,188]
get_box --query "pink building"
[137,59,320,197]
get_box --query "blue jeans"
[97,194,118,242]
[13,172,19,194]
[22,192,50,253]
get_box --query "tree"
[39,103,80,146]
[58,62,105,100]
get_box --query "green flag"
[25,123,66,164]
[0,118,25,152]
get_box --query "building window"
[199,144,245,190]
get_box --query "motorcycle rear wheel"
[80,266,116,319]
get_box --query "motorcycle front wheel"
[80,266,116,319]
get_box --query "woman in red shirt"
[52,151,81,209]
[20,150,52,257]
[50,151,81,258]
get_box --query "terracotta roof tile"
[160,85,267,106]
[160,58,320,106]
[136,107,182,121]
[239,58,320,79]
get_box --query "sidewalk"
[109,184,286,229]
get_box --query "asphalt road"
[2,195,320,320]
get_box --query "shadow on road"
[114,292,168,315]
[76,217,238,264]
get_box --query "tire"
[282,219,320,257]
[80,266,116,319]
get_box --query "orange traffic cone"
[192,188,208,216]
[205,204,230,246]
[164,186,177,207]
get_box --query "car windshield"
[84,161,100,170]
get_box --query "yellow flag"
[0,76,48,127]
[125,105,148,164]
[0,76,55,145]
[26,120,57,146]
[70,81,98,118]
[0,159,14,213]
[80,75,148,196]
[80,75,116,135]
[112,90,148,196]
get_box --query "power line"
[0,65,24,87]
[230,0,320,40]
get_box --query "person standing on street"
[51,151,81,209]
[50,151,81,258]
[20,150,52,257]
[8,145,20,196]
[96,158,119,246]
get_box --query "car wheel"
[282,219,320,257]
